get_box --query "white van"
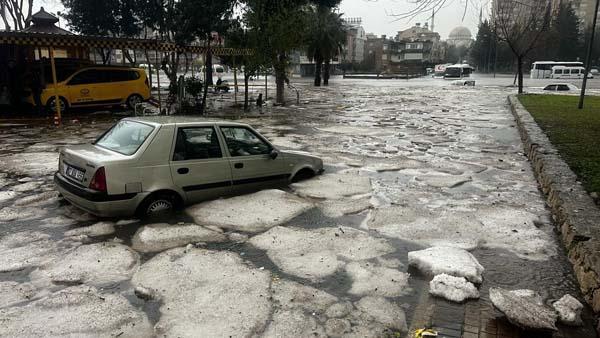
[551,66,593,79]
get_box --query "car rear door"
[107,69,137,103]
[219,125,290,193]
[169,125,233,204]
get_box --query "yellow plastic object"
[413,328,438,337]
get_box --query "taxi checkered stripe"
[0,32,254,56]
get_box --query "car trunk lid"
[59,144,127,187]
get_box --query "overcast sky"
[29,0,485,39]
[339,0,486,39]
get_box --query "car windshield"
[95,120,154,155]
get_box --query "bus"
[443,64,473,79]
[551,66,593,79]
[530,61,583,79]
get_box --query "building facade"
[343,18,367,64]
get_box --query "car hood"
[280,149,320,159]
[280,150,323,168]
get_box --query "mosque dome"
[447,26,473,48]
[448,26,472,40]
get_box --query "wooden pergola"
[0,31,253,122]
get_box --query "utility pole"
[578,0,599,109]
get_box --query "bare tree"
[494,0,552,93]
[0,0,34,30]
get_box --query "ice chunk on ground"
[369,158,424,172]
[0,285,152,337]
[370,206,555,260]
[415,174,472,188]
[429,274,479,302]
[263,309,326,337]
[186,189,312,233]
[0,207,38,222]
[0,152,58,176]
[553,294,583,326]
[131,223,227,253]
[31,243,138,286]
[272,279,337,312]
[11,181,42,192]
[0,190,17,203]
[325,301,354,318]
[132,248,271,337]
[0,281,36,307]
[292,174,371,199]
[0,231,74,272]
[325,318,352,337]
[408,246,484,284]
[489,287,558,331]
[64,221,115,237]
[354,296,408,332]
[319,197,371,218]
[345,261,410,297]
[249,226,394,281]
[13,191,59,206]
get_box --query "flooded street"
[0,76,597,337]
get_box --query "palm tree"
[306,6,347,86]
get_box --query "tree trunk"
[99,49,111,65]
[205,49,214,86]
[244,73,250,111]
[517,56,524,94]
[323,60,331,86]
[124,49,136,66]
[314,58,322,86]
[275,53,286,105]
[144,50,153,89]
[200,51,209,114]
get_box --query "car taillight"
[89,167,107,192]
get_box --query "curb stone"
[508,95,600,321]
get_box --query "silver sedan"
[54,117,323,217]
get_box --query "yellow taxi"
[31,66,150,112]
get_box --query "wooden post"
[155,48,162,113]
[233,55,238,106]
[49,46,61,125]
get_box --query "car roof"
[79,65,145,71]
[125,116,251,128]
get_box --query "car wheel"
[126,94,144,110]
[140,193,175,217]
[46,97,68,114]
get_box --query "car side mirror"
[269,149,279,160]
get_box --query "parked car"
[54,118,324,217]
[543,83,579,92]
[28,66,150,113]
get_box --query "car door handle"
[234,163,244,169]
[177,168,189,174]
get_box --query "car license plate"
[66,165,85,182]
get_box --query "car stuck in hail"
[54,117,323,217]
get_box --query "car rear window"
[95,120,154,155]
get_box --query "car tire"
[126,94,144,110]
[46,97,68,114]
[138,193,176,217]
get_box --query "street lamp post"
[578,0,600,109]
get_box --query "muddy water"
[0,77,597,336]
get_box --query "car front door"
[219,126,290,192]
[66,69,103,106]
[170,126,233,204]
